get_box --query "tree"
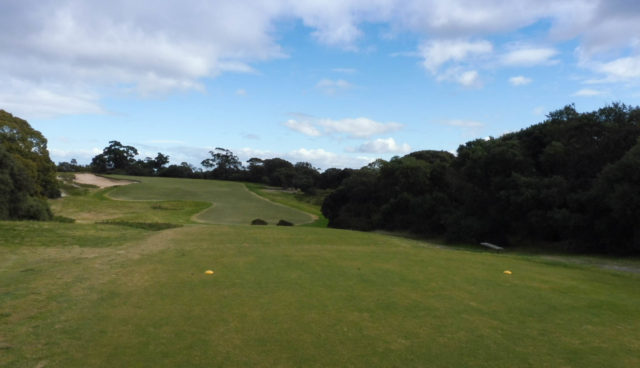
[201,147,242,180]
[262,158,294,186]
[321,103,640,254]
[150,152,170,172]
[246,157,266,183]
[292,162,320,193]
[160,162,196,178]
[0,110,57,220]
[91,140,138,173]
[0,110,59,199]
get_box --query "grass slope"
[244,183,329,227]
[1,176,639,367]
[107,175,314,225]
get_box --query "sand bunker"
[73,173,136,188]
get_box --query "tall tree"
[0,110,58,219]
[201,147,242,180]
[91,140,139,173]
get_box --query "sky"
[1,0,640,170]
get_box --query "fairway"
[1,176,639,367]
[107,175,315,225]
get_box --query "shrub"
[251,218,268,225]
[276,219,293,226]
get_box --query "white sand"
[73,173,136,188]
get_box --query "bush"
[251,218,268,225]
[276,219,293,226]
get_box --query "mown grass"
[107,175,315,225]
[1,224,639,367]
[244,183,329,227]
[1,175,639,367]
[0,221,148,248]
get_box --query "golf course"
[1,175,639,367]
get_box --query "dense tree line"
[0,110,59,220]
[82,142,352,193]
[322,104,640,254]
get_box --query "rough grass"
[2,176,639,367]
[1,224,639,367]
[106,175,315,225]
[49,186,210,225]
[244,183,329,227]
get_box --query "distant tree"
[246,157,266,182]
[292,162,320,193]
[201,147,242,180]
[262,158,294,186]
[151,152,170,171]
[159,162,196,178]
[317,168,353,189]
[91,140,138,173]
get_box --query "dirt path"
[73,173,136,188]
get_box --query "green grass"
[107,175,315,225]
[244,183,329,227]
[50,186,210,225]
[1,175,639,367]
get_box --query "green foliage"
[91,140,139,173]
[201,147,242,180]
[323,103,640,254]
[0,110,59,220]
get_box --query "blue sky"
[1,0,639,169]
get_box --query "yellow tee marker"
[503,270,512,275]
[205,270,214,275]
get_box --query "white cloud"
[2,0,640,117]
[509,75,532,86]
[445,119,484,128]
[501,47,558,66]
[332,68,357,74]
[284,119,322,137]
[236,89,247,96]
[434,68,482,87]
[316,79,353,94]
[456,70,481,87]
[237,146,375,169]
[286,148,374,169]
[356,137,411,153]
[443,118,485,138]
[419,39,493,73]
[592,55,640,81]
[533,106,546,115]
[143,140,186,145]
[284,115,404,139]
[0,78,103,118]
[318,117,403,138]
[573,88,606,96]
[49,147,102,164]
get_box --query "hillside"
[1,175,639,367]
